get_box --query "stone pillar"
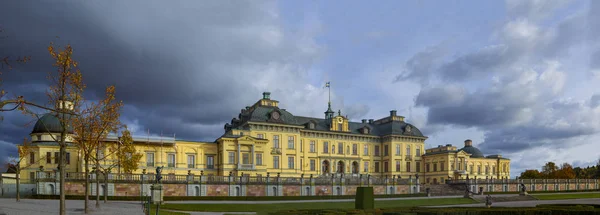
[237,144,241,169]
[251,145,255,169]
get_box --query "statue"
[520,183,526,192]
[485,194,492,208]
[155,166,163,184]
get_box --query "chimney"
[464,139,473,147]
[390,110,397,117]
[361,119,367,123]
[368,119,374,124]
[263,92,271,100]
[245,106,251,110]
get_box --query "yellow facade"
[18,92,510,181]
[422,140,510,184]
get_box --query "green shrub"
[355,187,374,210]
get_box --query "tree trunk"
[95,162,100,208]
[16,164,20,202]
[84,154,89,213]
[104,172,108,203]
[59,133,66,215]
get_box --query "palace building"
[18,92,510,184]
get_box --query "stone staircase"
[424,183,466,196]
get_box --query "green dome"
[459,145,485,158]
[31,113,74,134]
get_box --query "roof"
[230,105,426,138]
[458,145,485,158]
[31,113,74,134]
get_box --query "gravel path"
[0,199,144,215]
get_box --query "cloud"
[0,1,324,152]
[395,0,600,167]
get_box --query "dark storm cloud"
[0,0,320,159]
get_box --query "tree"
[44,43,84,215]
[555,163,576,179]
[9,138,47,201]
[519,169,543,179]
[111,128,142,174]
[72,85,122,212]
[541,162,559,178]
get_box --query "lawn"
[148,207,190,215]
[533,192,600,200]
[160,198,476,215]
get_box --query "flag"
[324,82,330,88]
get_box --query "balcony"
[167,163,175,168]
[147,162,155,167]
[405,155,412,161]
[206,164,215,169]
[237,164,255,171]
[271,148,282,155]
[188,164,195,168]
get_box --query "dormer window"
[308,122,315,129]
[271,111,280,120]
[361,127,370,134]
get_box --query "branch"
[0,98,79,115]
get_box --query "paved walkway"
[427,198,600,208]
[163,195,463,204]
[0,199,144,215]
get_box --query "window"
[416,147,421,156]
[395,161,400,172]
[384,145,389,156]
[310,141,316,152]
[352,144,357,155]
[384,161,389,172]
[323,142,329,153]
[433,163,438,172]
[228,152,235,164]
[441,162,445,171]
[416,161,421,172]
[364,161,369,172]
[396,144,400,155]
[406,145,411,156]
[36,135,41,141]
[242,153,250,164]
[273,135,280,148]
[406,162,411,172]
[310,159,315,171]
[332,144,335,153]
[374,162,380,172]
[288,136,295,149]
[54,152,59,164]
[338,123,343,131]
[451,162,455,170]
[374,145,380,156]
[206,156,214,169]
[256,154,263,165]
[187,155,195,168]
[300,159,303,170]
[485,166,489,174]
[363,145,368,155]
[478,166,481,174]
[492,166,496,174]
[66,152,70,165]
[257,134,264,139]
[426,163,430,172]
[300,140,303,152]
[338,143,343,154]
[167,154,175,167]
[30,152,35,164]
[146,153,155,167]
[273,156,280,169]
[470,165,474,174]
[288,157,294,169]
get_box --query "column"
[251,145,255,169]
[237,143,241,169]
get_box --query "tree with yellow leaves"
[72,85,122,213]
[9,138,48,202]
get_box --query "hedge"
[485,189,600,195]
[270,205,600,215]
[30,193,426,201]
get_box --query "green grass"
[533,193,600,200]
[160,198,476,215]
[148,207,190,215]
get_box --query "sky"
[1,0,599,177]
